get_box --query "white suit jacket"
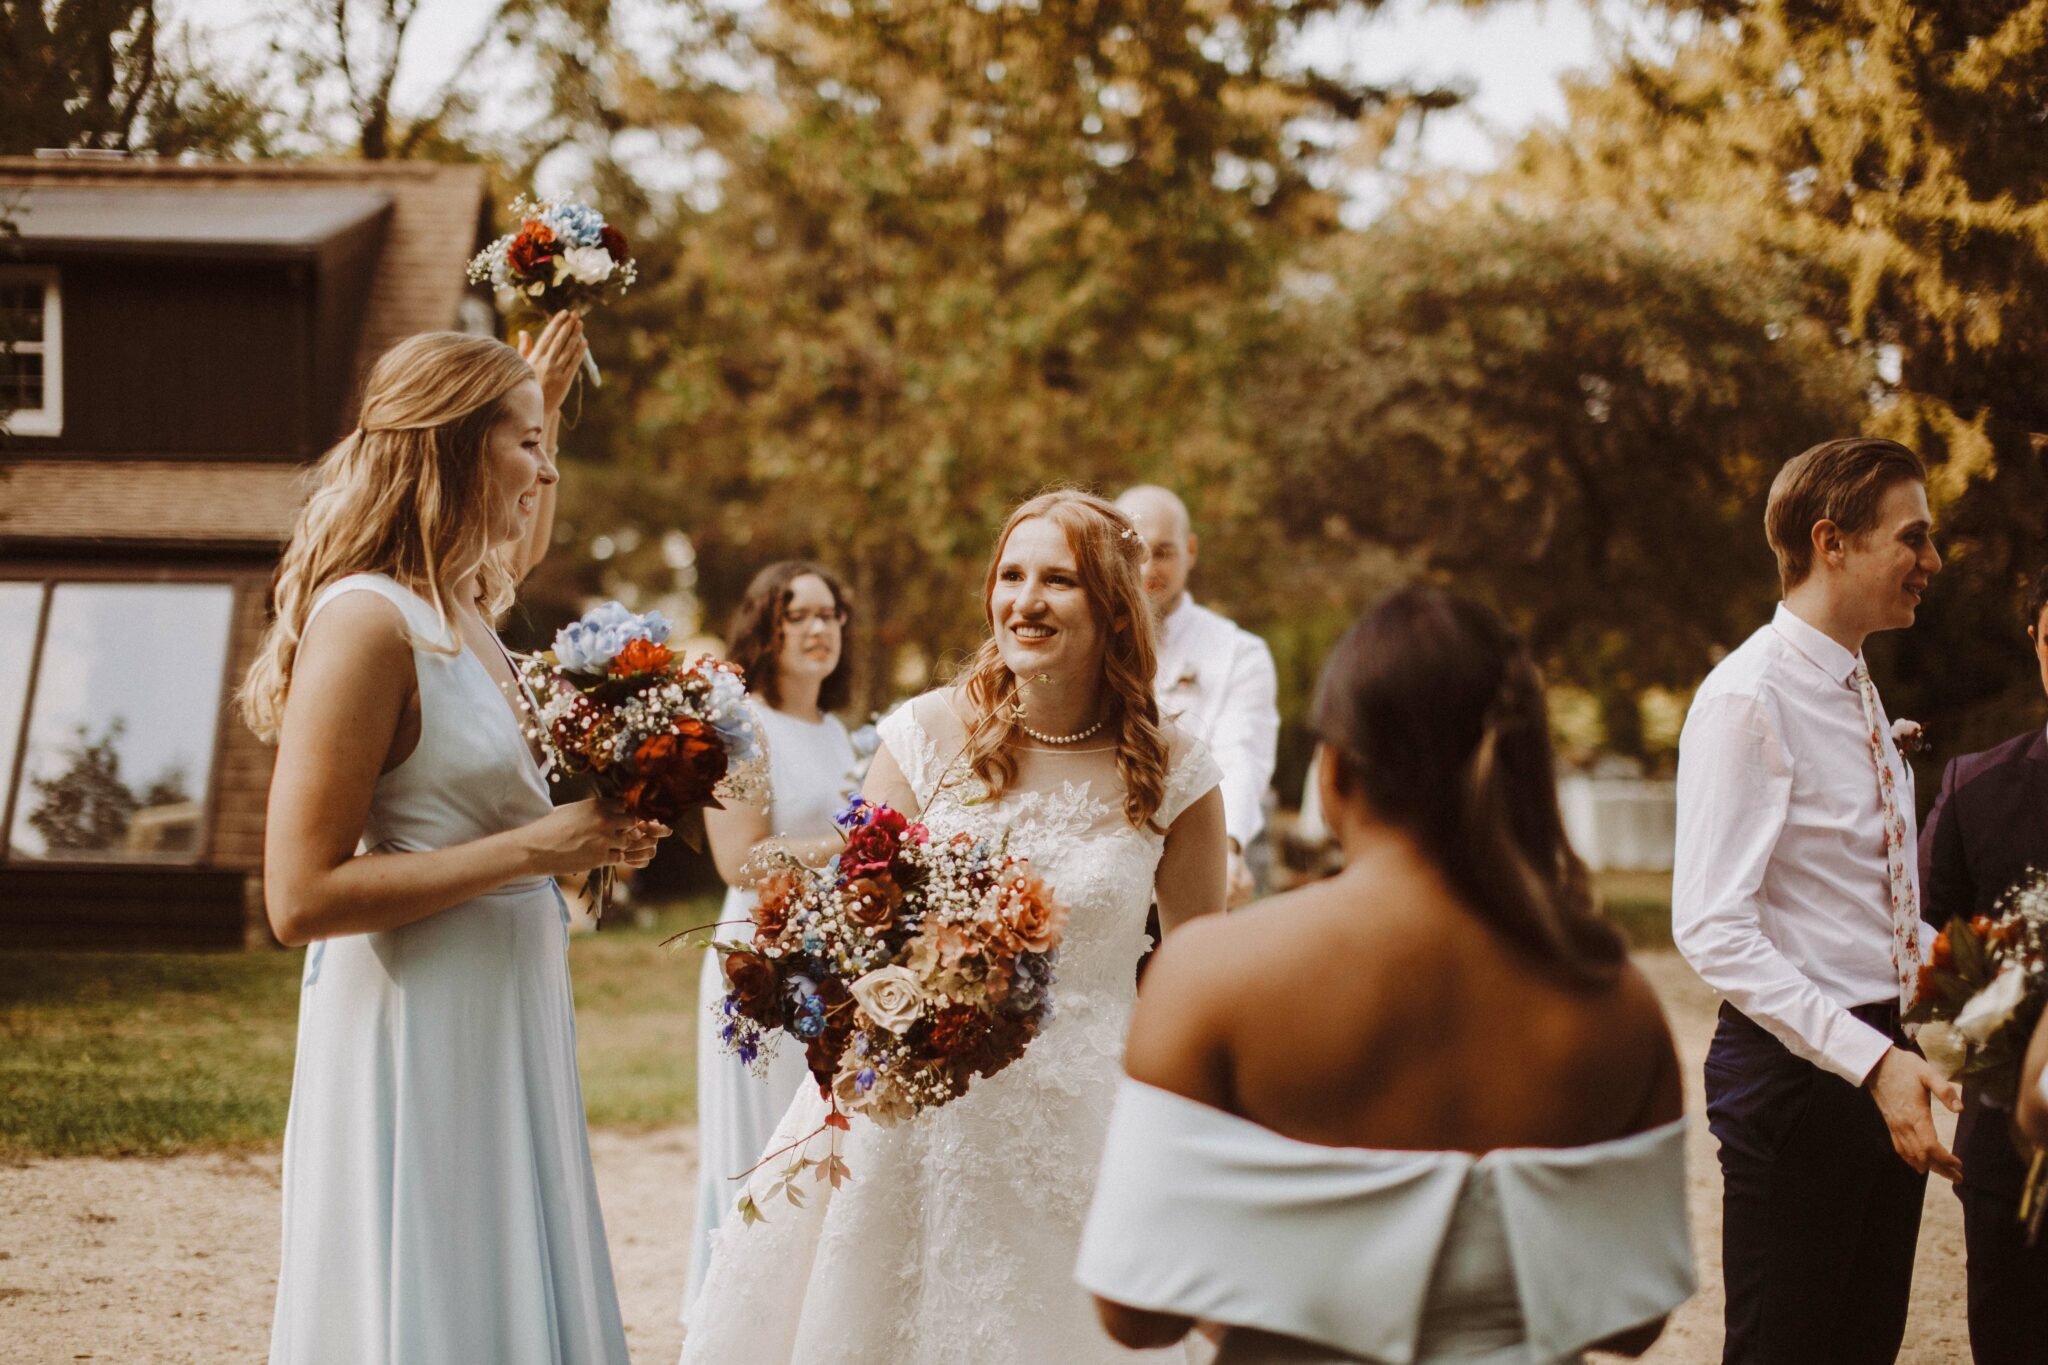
[1153,595,1280,846]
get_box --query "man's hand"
[1225,846,1253,909]
[1865,1046,1963,1182]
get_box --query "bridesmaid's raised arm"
[509,314,586,582]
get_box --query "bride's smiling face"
[990,516,1105,684]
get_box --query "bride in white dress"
[683,489,1229,1364]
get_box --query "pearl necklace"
[1015,715,1106,745]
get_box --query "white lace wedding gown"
[682,689,1220,1365]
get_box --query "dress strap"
[304,573,456,652]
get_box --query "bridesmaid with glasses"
[683,561,861,1313]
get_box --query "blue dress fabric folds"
[268,574,630,1365]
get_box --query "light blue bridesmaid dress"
[268,573,630,1365]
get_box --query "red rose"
[506,221,557,276]
[842,825,898,878]
[623,719,729,820]
[599,224,630,261]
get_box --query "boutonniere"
[1170,663,1199,691]
[1891,719,1928,756]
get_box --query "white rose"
[1916,1020,1968,1079]
[849,965,926,1034]
[1956,964,2029,1045]
[556,245,616,285]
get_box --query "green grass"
[0,897,716,1158]
[1596,870,1674,951]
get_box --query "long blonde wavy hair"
[958,489,1171,831]
[238,332,536,742]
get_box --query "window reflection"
[0,583,43,806]
[7,583,234,862]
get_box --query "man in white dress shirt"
[1674,437,1959,1365]
[1116,485,1278,907]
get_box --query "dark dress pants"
[1956,1088,2048,1364]
[1705,1001,1927,1365]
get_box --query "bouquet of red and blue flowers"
[518,602,758,915]
[711,796,1067,1219]
[467,195,637,383]
[1908,871,2048,1241]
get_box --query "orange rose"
[610,637,674,677]
[753,868,802,941]
[1931,930,1953,971]
[987,868,1068,954]
[845,875,903,930]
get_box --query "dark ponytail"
[1311,587,1624,988]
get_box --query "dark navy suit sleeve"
[1919,755,1971,930]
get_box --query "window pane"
[1,349,43,411]
[0,583,43,808]
[8,584,235,863]
[0,283,42,342]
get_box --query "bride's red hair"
[957,489,1170,832]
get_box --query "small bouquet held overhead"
[468,195,637,385]
[709,797,1067,1221]
[518,602,759,917]
[1908,871,2048,1241]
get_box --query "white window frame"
[0,266,62,437]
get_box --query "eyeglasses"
[781,606,847,629]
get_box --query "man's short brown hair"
[1764,437,1927,591]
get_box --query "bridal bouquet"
[518,602,759,917]
[467,195,638,384]
[1907,871,2048,1241]
[710,797,1067,1219]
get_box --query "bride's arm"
[858,737,919,812]
[1154,786,1227,935]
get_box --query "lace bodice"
[881,689,1219,1004]
[681,690,1221,1365]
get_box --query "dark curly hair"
[726,560,854,712]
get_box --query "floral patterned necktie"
[1853,658,1922,1009]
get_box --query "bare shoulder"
[1610,959,1685,1124]
[294,588,414,681]
[1123,911,1246,1100]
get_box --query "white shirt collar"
[1771,602,1861,688]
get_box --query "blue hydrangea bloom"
[540,201,607,248]
[551,601,672,675]
[856,1067,876,1092]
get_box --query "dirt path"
[0,953,1972,1364]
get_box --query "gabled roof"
[0,156,488,398]
[8,183,394,261]
[0,159,489,547]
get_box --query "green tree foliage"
[0,0,278,156]
[579,0,1447,708]
[1512,0,2048,748]
[1251,202,1868,756]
